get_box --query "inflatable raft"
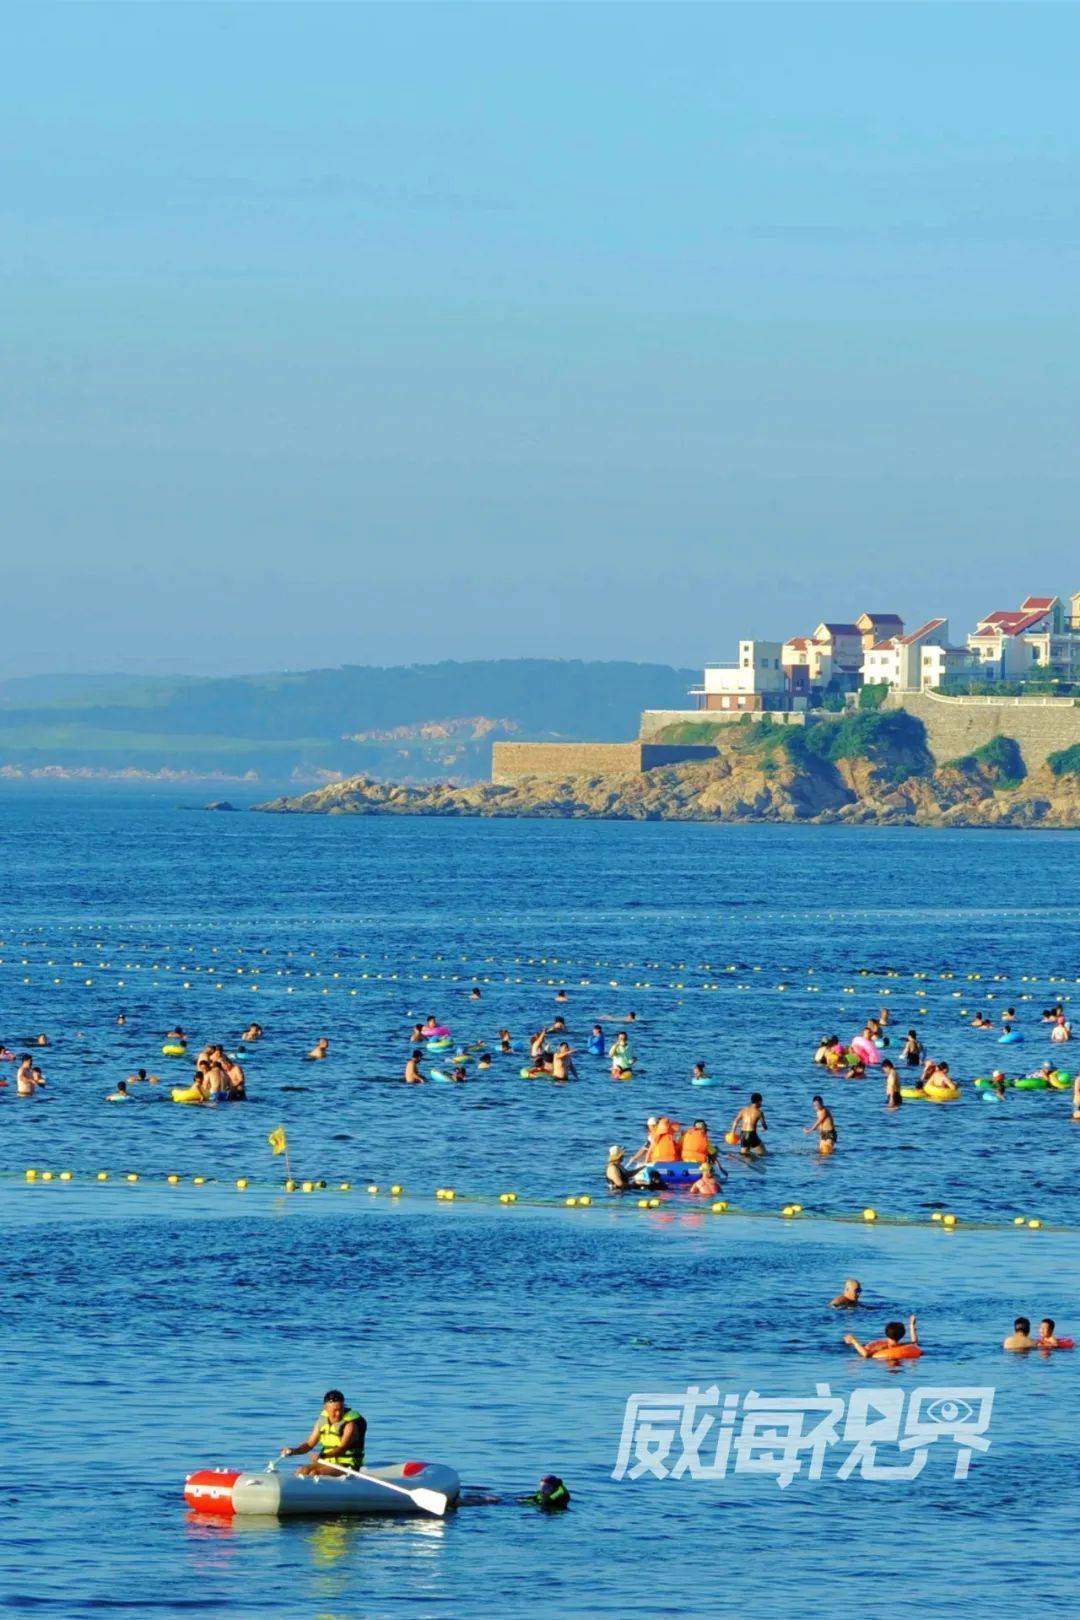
[185,1460,460,1519]
[636,1160,700,1187]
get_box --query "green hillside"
[0,660,696,783]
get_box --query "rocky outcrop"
[252,726,1080,827]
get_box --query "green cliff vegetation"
[945,734,1027,787]
[1047,743,1080,778]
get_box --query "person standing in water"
[883,1059,901,1110]
[551,1043,578,1081]
[731,1093,767,1156]
[805,1095,837,1153]
[404,1050,426,1084]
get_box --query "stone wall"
[491,740,717,785]
[638,708,808,740]
[885,690,1080,768]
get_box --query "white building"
[692,640,808,713]
[861,618,961,691]
[966,597,1074,681]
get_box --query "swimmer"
[1038,1318,1068,1349]
[883,1059,901,1110]
[522,1475,570,1510]
[1003,1316,1035,1352]
[805,1095,837,1151]
[1051,1016,1072,1044]
[451,1066,467,1083]
[420,1016,443,1037]
[469,988,482,1002]
[116,1013,126,1027]
[692,1062,709,1082]
[125,1068,160,1087]
[587,1025,605,1056]
[814,1035,839,1066]
[731,1093,767,1156]
[477,1052,492,1070]
[165,1026,186,1044]
[878,1006,891,1027]
[551,1043,578,1081]
[241,1023,263,1042]
[1073,1070,1080,1121]
[226,1056,247,1099]
[35,1033,49,1048]
[404,1050,426,1085]
[106,1080,131,1102]
[16,1056,44,1096]
[308,1037,329,1061]
[554,989,568,1004]
[608,1032,634,1076]
[990,1069,1007,1098]
[606,1146,630,1190]
[688,1162,720,1197]
[530,1028,551,1062]
[830,1279,862,1309]
[499,1029,513,1054]
[901,1029,923,1068]
[410,1024,425,1043]
[971,1012,993,1029]
[846,1315,919,1359]
[549,1015,567,1035]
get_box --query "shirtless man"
[830,1278,862,1309]
[805,1095,837,1152]
[1003,1316,1036,1351]
[404,1050,426,1084]
[731,1093,767,1156]
[308,1037,329,1060]
[125,1068,160,1087]
[226,1056,247,1098]
[551,1043,578,1081]
[16,1056,44,1096]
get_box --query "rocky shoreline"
[253,724,1080,828]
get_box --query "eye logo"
[922,1396,976,1426]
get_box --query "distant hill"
[0,660,696,784]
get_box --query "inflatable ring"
[691,1076,721,1087]
[1048,1073,1071,1090]
[923,1084,961,1102]
[1014,1077,1048,1091]
[999,1031,1024,1045]
[982,1091,1004,1104]
[171,1084,204,1105]
[899,1086,924,1099]
[426,1037,452,1051]
[162,1044,187,1057]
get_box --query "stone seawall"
[491,741,716,785]
[885,691,1080,769]
[639,708,808,740]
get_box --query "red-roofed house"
[861,618,967,690]
[966,597,1072,680]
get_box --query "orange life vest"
[681,1127,710,1162]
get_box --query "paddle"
[317,1459,449,1517]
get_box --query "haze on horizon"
[4,3,1079,681]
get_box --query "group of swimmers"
[828,1278,1071,1358]
[401,1009,645,1084]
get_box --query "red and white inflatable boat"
[185,1460,460,1518]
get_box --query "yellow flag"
[267,1126,288,1156]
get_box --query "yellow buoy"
[942,1213,957,1228]
[285,1179,297,1192]
[367,1184,380,1194]
[931,1211,942,1223]
[126,1173,138,1183]
[59,1171,73,1182]
[578,1195,592,1206]
[711,1200,728,1213]
[193,1175,206,1186]
[637,1198,650,1208]
[390,1184,403,1196]
[648,1197,661,1208]
[1013,1216,1025,1226]
[339,1182,351,1192]
[97,1171,109,1182]
[25,1169,38,1181]
[863,1208,877,1222]
[41,1171,54,1182]
[1028,1218,1042,1229]
[167,1174,180,1185]
[236,1178,249,1190]
[565,1197,578,1207]
[301,1181,314,1193]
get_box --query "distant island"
[254,712,1080,828]
[0,660,696,785]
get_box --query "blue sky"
[3,3,1079,676]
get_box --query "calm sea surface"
[2,789,1078,1617]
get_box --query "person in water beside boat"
[523,1475,570,1510]
[281,1390,367,1477]
[845,1314,920,1360]
[687,1161,720,1197]
[606,1146,630,1190]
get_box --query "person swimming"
[308,1037,329,1060]
[688,1162,720,1197]
[106,1080,131,1102]
[606,1146,630,1190]
[883,1059,901,1110]
[830,1279,862,1309]
[846,1314,920,1359]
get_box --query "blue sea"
[2,788,1079,1617]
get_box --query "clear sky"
[4,3,1079,677]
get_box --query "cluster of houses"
[694,593,1080,714]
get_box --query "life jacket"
[528,1480,570,1510]
[317,1409,365,1466]
[681,1127,710,1162]
[648,1129,679,1163]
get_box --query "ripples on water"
[1,793,1078,1615]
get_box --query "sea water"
[1,790,1078,1617]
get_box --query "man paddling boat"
[280,1390,367,1477]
